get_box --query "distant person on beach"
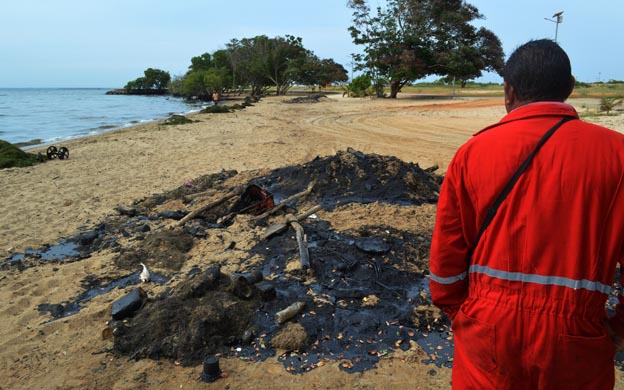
[212,91,220,106]
[430,39,624,389]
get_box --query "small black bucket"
[200,355,222,382]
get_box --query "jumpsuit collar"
[474,101,579,136]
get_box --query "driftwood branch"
[286,214,310,270]
[178,186,243,226]
[424,165,439,173]
[262,205,322,240]
[253,181,316,222]
[183,188,217,203]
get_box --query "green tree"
[227,35,316,96]
[226,37,273,97]
[189,53,214,72]
[202,68,229,93]
[178,35,347,99]
[319,59,349,85]
[258,35,308,95]
[168,75,185,96]
[124,68,171,92]
[124,77,147,91]
[348,0,504,98]
[182,71,209,98]
[182,69,228,99]
[144,68,171,90]
[298,57,349,87]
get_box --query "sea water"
[0,88,204,147]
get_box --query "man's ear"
[568,76,576,99]
[504,81,516,113]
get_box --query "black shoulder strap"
[468,115,575,259]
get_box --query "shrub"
[599,97,623,115]
[348,75,373,97]
[0,140,41,169]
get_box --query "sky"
[0,0,621,88]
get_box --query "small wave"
[122,119,154,128]
[78,116,106,120]
[96,125,117,130]
[46,135,78,143]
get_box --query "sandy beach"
[1,93,623,389]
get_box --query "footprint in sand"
[2,304,24,317]
[46,278,61,288]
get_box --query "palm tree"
[599,96,623,115]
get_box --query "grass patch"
[0,139,42,169]
[320,81,624,98]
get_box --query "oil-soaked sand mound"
[251,148,440,210]
[113,266,259,365]
[106,149,448,372]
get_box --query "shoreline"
[17,98,251,151]
[19,117,166,151]
[19,109,208,152]
[1,88,207,148]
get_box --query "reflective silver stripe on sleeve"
[469,264,613,294]
[429,270,468,285]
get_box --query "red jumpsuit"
[430,102,624,389]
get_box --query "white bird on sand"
[140,262,151,283]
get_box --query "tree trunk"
[389,80,402,98]
[389,79,407,99]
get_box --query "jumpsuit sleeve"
[429,157,471,321]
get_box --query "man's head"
[503,39,574,112]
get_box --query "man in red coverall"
[430,39,624,389]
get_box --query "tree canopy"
[224,35,348,96]
[124,68,171,93]
[348,0,504,97]
[168,35,349,99]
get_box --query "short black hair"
[503,39,572,102]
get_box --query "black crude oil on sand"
[10,149,620,375]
